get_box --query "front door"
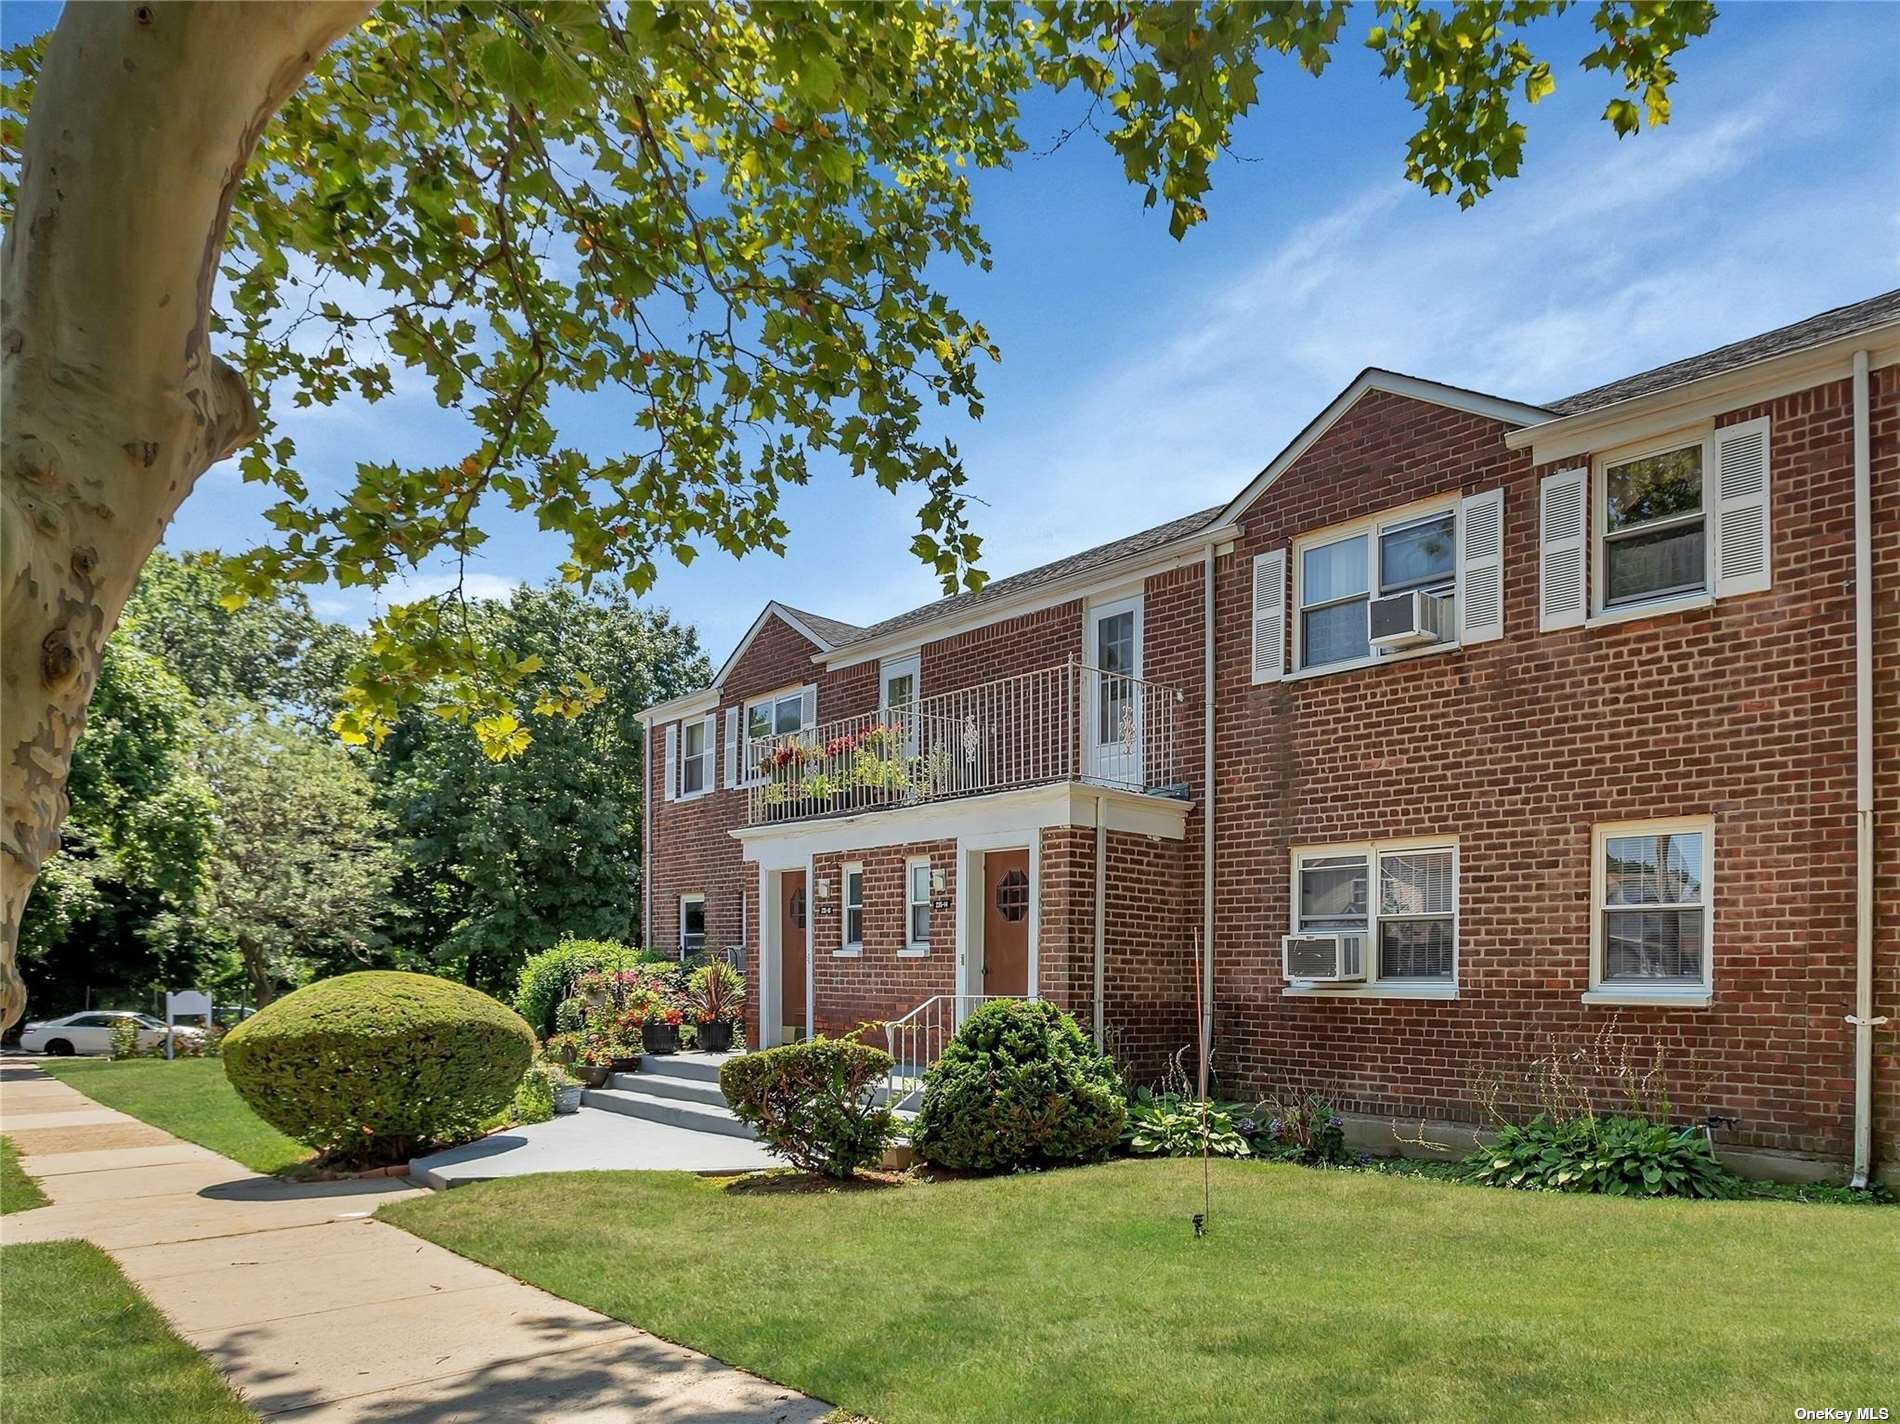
[981,850,1031,999]
[779,871,808,1041]
[1086,597,1143,785]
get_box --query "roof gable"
[1213,370,1551,527]
[707,601,854,691]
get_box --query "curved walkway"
[1,1062,827,1423]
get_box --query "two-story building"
[640,290,1900,1184]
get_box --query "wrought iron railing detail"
[743,659,1180,827]
[876,993,1020,1112]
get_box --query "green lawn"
[39,1058,309,1175]
[2,1240,255,1423]
[382,1160,1899,1424]
[2,1133,50,1213]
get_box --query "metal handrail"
[744,658,1181,827]
[877,993,1021,1111]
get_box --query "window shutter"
[700,713,718,793]
[1539,469,1588,631]
[722,707,740,789]
[1457,487,1505,645]
[1713,417,1771,597]
[662,721,679,801]
[799,683,818,730]
[1250,549,1286,683]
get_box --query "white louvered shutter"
[662,721,679,801]
[1250,549,1286,683]
[700,713,717,795]
[1457,487,1505,645]
[1713,417,1771,597]
[722,708,740,790]
[1539,469,1588,631]
[799,684,818,730]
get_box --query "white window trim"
[1290,496,1461,681]
[837,863,864,956]
[677,718,714,801]
[877,653,920,714]
[1586,816,1714,1008]
[901,855,932,956]
[1284,836,1459,998]
[679,893,706,955]
[742,685,811,786]
[1591,433,1713,619]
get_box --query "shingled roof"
[1549,289,1900,415]
[824,503,1225,650]
[776,604,865,648]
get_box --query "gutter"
[1200,543,1216,1071]
[1094,794,1106,1045]
[1849,350,1885,1187]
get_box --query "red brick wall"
[1207,376,1900,1164]
[807,840,957,1042]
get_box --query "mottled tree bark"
[1,1,370,1029]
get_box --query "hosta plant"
[1459,1114,1742,1198]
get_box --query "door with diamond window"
[1086,597,1143,785]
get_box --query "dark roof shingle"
[832,504,1224,649]
[1549,289,1900,415]
[777,604,865,648]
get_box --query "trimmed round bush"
[223,971,535,1164]
[914,999,1126,1171]
[720,1037,896,1178]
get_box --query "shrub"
[512,939,668,1037]
[553,997,584,1035]
[719,1037,896,1178]
[913,999,1125,1171]
[1122,1088,1251,1158]
[1457,1114,1742,1198]
[512,1060,573,1124]
[108,1018,140,1060]
[223,971,535,1165]
[1258,1090,1351,1166]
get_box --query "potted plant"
[550,1065,583,1115]
[691,960,744,1053]
[642,1002,684,1055]
[609,1009,645,1070]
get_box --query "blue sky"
[8,2,1898,662]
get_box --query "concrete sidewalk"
[1,1062,827,1422]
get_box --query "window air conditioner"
[1281,933,1366,983]
[1368,589,1454,650]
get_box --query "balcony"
[743,658,1183,828]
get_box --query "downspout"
[1850,350,1882,1188]
[1093,794,1106,1045]
[641,717,651,951]
[1201,544,1217,1066]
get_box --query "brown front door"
[982,850,1031,998]
[779,871,808,1041]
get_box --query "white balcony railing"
[744,658,1181,827]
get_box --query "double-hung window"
[841,865,864,952]
[1590,819,1712,1002]
[904,858,932,953]
[679,894,706,955]
[679,720,712,797]
[1600,442,1707,608]
[1297,505,1457,672]
[744,689,807,780]
[1291,841,1457,990]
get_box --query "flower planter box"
[697,1020,734,1054]
[642,1023,681,1055]
[553,1084,583,1114]
[574,1063,612,1088]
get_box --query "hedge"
[720,1037,896,1178]
[223,971,535,1165]
[512,938,669,1037]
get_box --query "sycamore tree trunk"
[1,2,369,1030]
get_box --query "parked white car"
[18,1011,206,1057]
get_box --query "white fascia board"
[818,535,1228,672]
[704,601,839,693]
[1213,370,1552,529]
[731,782,1189,868]
[636,688,720,725]
[1506,324,1900,466]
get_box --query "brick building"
[640,291,1900,1183]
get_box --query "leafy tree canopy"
[378,581,707,993]
[1,0,1716,759]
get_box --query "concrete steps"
[581,1051,757,1141]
